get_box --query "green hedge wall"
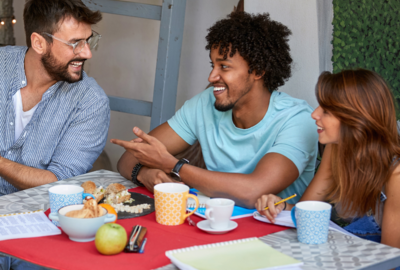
[332,0,400,118]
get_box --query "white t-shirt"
[12,90,38,142]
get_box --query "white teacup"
[205,198,234,230]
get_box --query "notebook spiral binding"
[166,237,258,255]
[187,204,206,215]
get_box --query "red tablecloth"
[0,187,287,270]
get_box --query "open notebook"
[187,189,255,219]
[166,237,303,270]
[253,211,355,237]
[0,210,61,241]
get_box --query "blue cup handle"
[291,206,297,227]
[83,193,95,200]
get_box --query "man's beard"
[41,49,85,83]
[214,81,252,112]
[214,101,234,112]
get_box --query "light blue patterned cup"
[291,201,332,245]
[49,185,94,226]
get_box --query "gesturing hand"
[111,127,178,173]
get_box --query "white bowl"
[49,204,116,242]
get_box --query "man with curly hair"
[114,12,318,208]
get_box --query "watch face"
[170,171,182,182]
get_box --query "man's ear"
[254,71,265,81]
[31,33,48,55]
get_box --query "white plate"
[197,220,238,234]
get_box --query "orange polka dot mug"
[154,183,199,226]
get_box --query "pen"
[264,194,297,210]
[139,238,147,253]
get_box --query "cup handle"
[290,206,297,227]
[104,214,117,223]
[83,193,95,200]
[183,194,199,219]
[49,212,59,221]
[205,208,214,221]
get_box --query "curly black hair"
[205,12,292,92]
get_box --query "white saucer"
[197,220,238,234]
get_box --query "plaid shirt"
[0,46,110,195]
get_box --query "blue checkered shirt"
[0,46,110,195]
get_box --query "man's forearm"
[117,151,138,180]
[179,167,259,208]
[176,154,299,209]
[178,166,294,209]
[0,157,58,190]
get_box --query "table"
[0,170,399,270]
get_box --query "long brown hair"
[316,69,400,217]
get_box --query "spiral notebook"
[166,237,303,270]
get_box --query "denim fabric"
[344,215,382,242]
[343,204,400,269]
[0,256,46,270]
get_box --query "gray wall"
[245,0,333,109]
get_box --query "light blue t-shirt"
[168,87,318,203]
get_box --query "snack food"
[81,181,106,203]
[65,199,104,218]
[105,183,131,204]
[111,203,151,214]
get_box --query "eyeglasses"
[42,30,101,55]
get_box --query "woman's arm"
[299,144,334,202]
[381,164,400,249]
[255,144,335,222]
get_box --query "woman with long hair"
[256,69,400,249]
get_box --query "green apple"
[95,223,127,255]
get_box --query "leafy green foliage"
[332,0,400,118]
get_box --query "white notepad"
[0,211,61,241]
[166,237,303,270]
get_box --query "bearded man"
[0,0,110,196]
[113,11,318,209]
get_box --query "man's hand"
[111,127,178,174]
[138,167,182,192]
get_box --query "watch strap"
[131,163,144,187]
[170,158,189,181]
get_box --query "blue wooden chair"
[83,0,187,130]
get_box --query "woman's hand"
[255,194,285,223]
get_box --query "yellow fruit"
[99,203,117,223]
[95,224,127,255]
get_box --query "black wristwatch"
[131,163,144,187]
[170,158,189,182]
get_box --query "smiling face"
[41,16,93,83]
[311,106,341,144]
[208,47,256,111]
